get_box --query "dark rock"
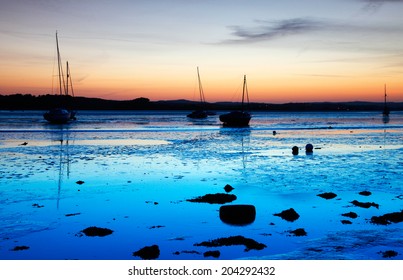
[351,200,379,209]
[317,192,337,200]
[32,203,44,208]
[359,191,372,196]
[187,193,237,204]
[219,204,256,226]
[224,184,234,193]
[65,213,81,217]
[288,228,307,236]
[273,208,300,222]
[76,180,85,185]
[204,250,220,258]
[194,235,266,252]
[341,220,352,224]
[11,246,30,251]
[305,143,313,154]
[370,210,403,225]
[380,250,398,258]
[81,226,113,237]
[341,212,358,219]
[133,245,160,260]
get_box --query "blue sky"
[1,0,402,102]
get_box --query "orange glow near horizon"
[1,74,402,104]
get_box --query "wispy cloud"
[359,0,403,12]
[224,18,325,44]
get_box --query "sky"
[1,0,403,103]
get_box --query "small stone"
[273,208,300,222]
[133,245,160,260]
[224,184,234,193]
[317,192,337,200]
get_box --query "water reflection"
[50,128,73,209]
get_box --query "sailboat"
[44,32,77,124]
[219,75,251,127]
[187,67,208,119]
[382,84,390,117]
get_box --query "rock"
[273,208,300,222]
[317,192,337,199]
[187,193,237,204]
[370,210,403,225]
[11,246,30,251]
[76,180,85,185]
[203,250,220,258]
[65,213,81,217]
[224,184,234,193]
[359,191,372,196]
[133,245,160,260]
[288,228,307,236]
[341,212,358,219]
[194,235,266,252]
[351,200,379,209]
[341,220,352,224]
[219,205,256,226]
[32,203,44,208]
[380,250,398,258]
[81,226,113,237]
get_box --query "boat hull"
[219,111,251,127]
[44,108,75,124]
[187,110,208,119]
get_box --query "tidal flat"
[0,110,402,260]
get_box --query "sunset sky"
[1,0,403,103]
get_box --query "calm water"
[0,110,402,260]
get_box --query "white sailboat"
[44,32,77,124]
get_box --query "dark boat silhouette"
[44,32,77,124]
[187,67,208,119]
[382,84,390,117]
[219,75,251,127]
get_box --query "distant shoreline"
[1,94,402,112]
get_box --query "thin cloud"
[224,18,328,44]
[359,0,403,11]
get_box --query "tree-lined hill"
[1,94,402,112]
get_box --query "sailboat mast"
[384,84,387,104]
[241,75,246,111]
[67,61,74,97]
[66,61,69,96]
[197,67,205,104]
[56,32,63,96]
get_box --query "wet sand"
[0,112,402,260]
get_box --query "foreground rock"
[81,226,113,237]
[203,250,220,258]
[224,184,234,193]
[287,228,307,237]
[317,192,337,200]
[370,210,403,225]
[194,235,266,252]
[133,245,160,260]
[219,205,256,226]
[359,191,372,196]
[11,246,30,251]
[187,193,237,204]
[341,212,358,219]
[380,250,398,258]
[273,208,300,222]
[351,200,379,209]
